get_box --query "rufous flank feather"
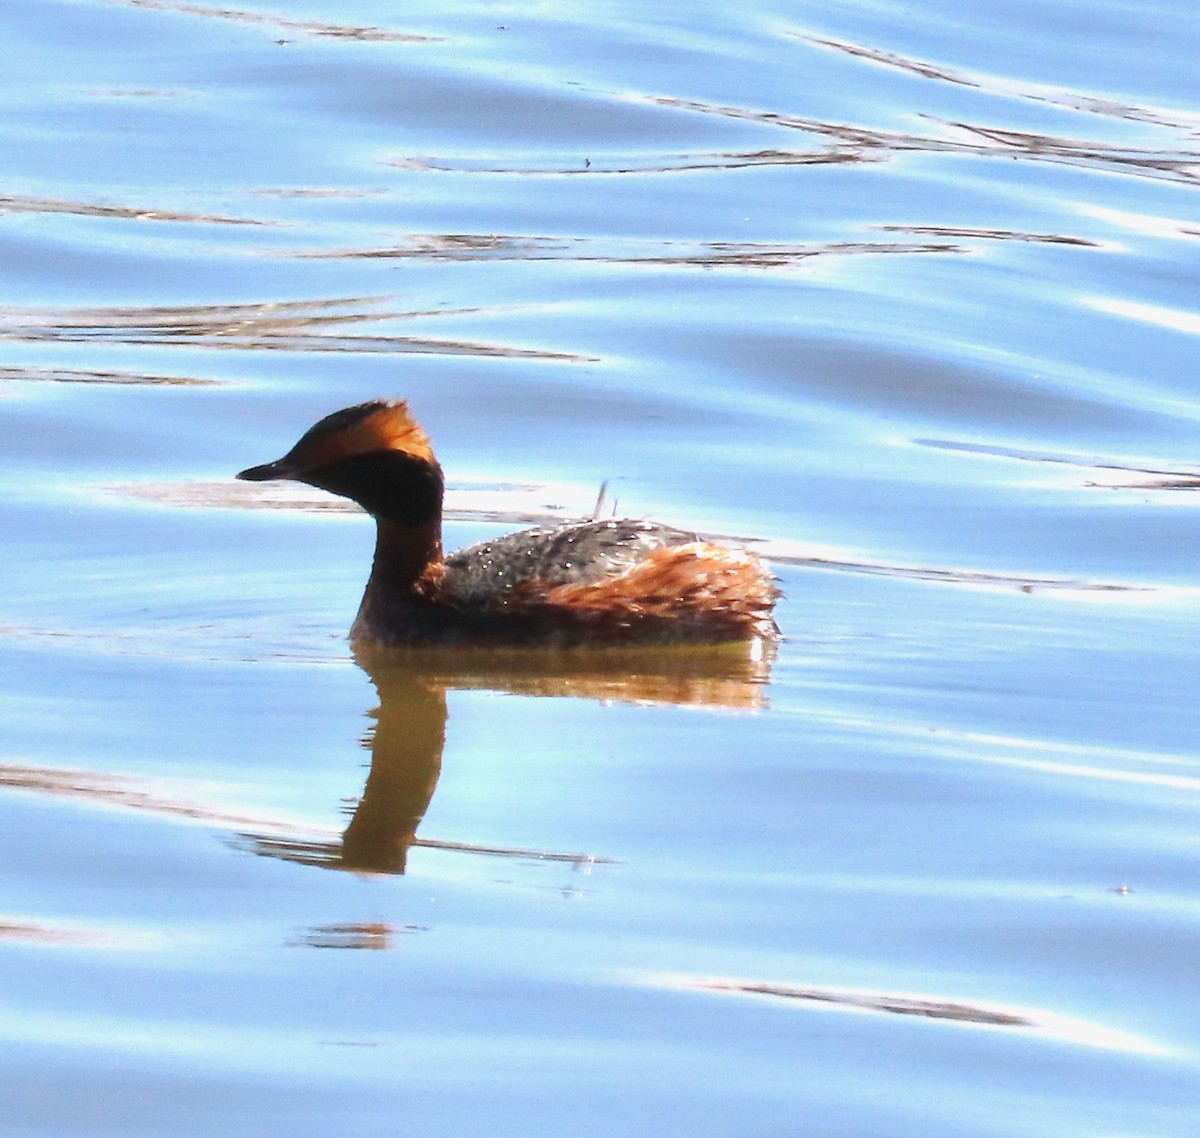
[536,543,778,637]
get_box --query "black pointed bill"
[236,457,297,482]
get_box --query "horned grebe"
[237,399,779,647]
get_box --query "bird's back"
[430,518,778,645]
[441,519,699,604]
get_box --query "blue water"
[2,1,1200,1134]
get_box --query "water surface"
[2,1,1200,1134]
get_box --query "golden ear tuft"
[352,401,437,466]
[287,399,438,471]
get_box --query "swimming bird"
[237,399,779,647]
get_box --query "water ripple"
[797,31,1200,132]
[0,365,217,387]
[657,973,1168,1055]
[0,298,585,359]
[0,192,269,226]
[630,94,1200,185]
[121,0,439,42]
[284,233,963,268]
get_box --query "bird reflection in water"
[241,640,774,875]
